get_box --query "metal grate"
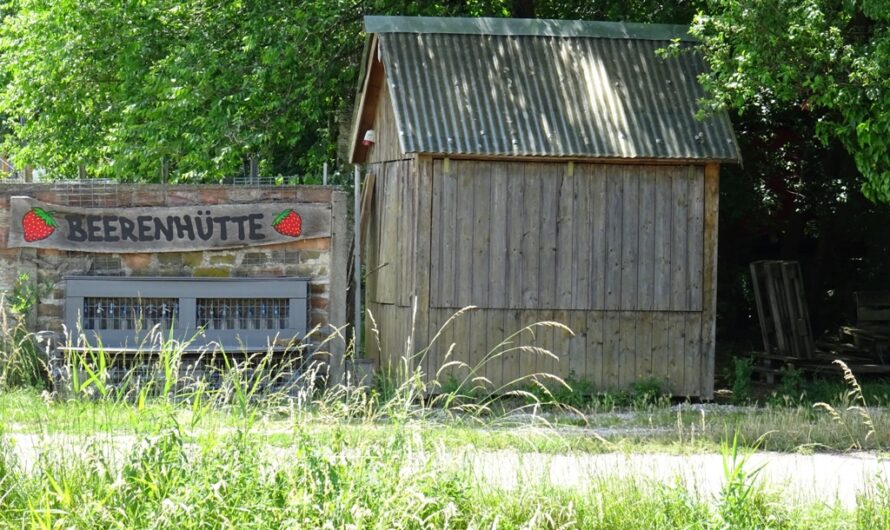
[196,298,289,330]
[89,255,123,275]
[226,175,306,187]
[240,252,269,266]
[272,250,301,263]
[52,179,120,207]
[83,297,179,330]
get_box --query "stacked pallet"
[750,260,815,359]
[749,261,890,381]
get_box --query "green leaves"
[31,207,56,227]
[272,209,291,226]
[692,0,890,202]
[0,0,711,183]
[0,0,374,181]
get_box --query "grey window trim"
[63,276,309,352]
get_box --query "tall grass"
[0,302,888,527]
[0,296,48,389]
[813,360,882,451]
[0,306,600,528]
[0,411,887,528]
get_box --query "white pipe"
[353,165,362,359]
[323,162,328,186]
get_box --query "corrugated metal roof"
[367,16,741,162]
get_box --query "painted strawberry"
[22,207,57,242]
[272,208,302,237]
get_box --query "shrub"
[730,356,754,404]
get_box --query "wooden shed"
[349,16,741,397]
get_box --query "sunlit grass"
[0,302,889,527]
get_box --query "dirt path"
[460,450,888,509]
[6,434,886,509]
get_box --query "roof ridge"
[364,15,695,42]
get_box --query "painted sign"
[7,196,331,253]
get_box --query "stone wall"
[0,184,350,364]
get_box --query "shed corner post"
[328,188,352,386]
[701,163,720,399]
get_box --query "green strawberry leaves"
[32,207,57,227]
[272,209,292,226]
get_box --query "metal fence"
[0,161,336,208]
[0,161,334,187]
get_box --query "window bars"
[196,298,290,330]
[83,297,179,330]
[82,297,292,331]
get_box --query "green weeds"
[0,297,47,389]
[1,425,888,528]
[0,302,889,526]
[730,356,755,404]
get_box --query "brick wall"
[0,184,349,354]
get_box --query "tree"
[691,0,890,202]
[0,1,370,181]
[0,1,514,181]
[0,0,703,182]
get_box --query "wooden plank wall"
[365,302,415,372]
[364,158,416,370]
[365,159,416,307]
[420,159,714,396]
[422,308,703,395]
[366,157,717,396]
[429,160,705,312]
[366,81,406,164]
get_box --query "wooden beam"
[353,166,363,360]
[700,163,720,399]
[349,35,384,164]
[328,190,351,385]
[408,153,738,166]
[359,170,376,255]
[8,196,332,253]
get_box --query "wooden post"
[353,165,362,361]
[328,190,351,385]
[161,158,169,184]
[249,157,259,184]
[700,163,720,399]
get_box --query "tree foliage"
[0,0,371,181]
[0,0,704,182]
[691,0,890,202]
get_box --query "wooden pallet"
[750,347,890,383]
[837,291,890,364]
[747,267,890,381]
[750,260,815,359]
